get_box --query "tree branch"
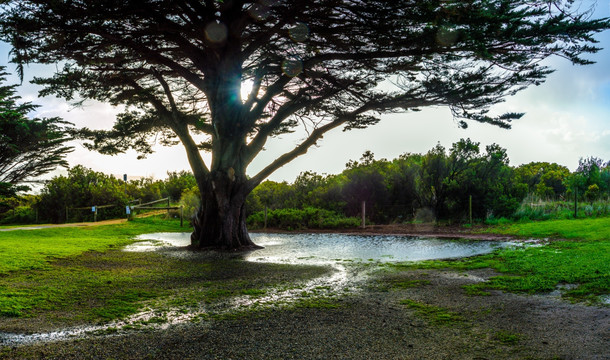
[247,118,345,191]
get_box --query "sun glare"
[241,79,254,102]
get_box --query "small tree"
[0,67,73,196]
[38,165,128,223]
[2,1,608,249]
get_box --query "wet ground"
[1,233,513,347]
[1,232,608,359]
[2,267,608,359]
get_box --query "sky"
[2,3,610,184]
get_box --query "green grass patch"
[0,217,185,274]
[399,299,464,325]
[393,217,610,303]
[493,330,522,345]
[481,216,610,241]
[0,219,331,329]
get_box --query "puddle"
[1,232,514,346]
[129,232,513,264]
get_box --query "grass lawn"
[0,217,185,274]
[483,216,610,241]
[0,217,329,325]
[390,217,610,304]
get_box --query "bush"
[512,195,610,221]
[247,207,360,230]
[0,205,36,224]
[485,216,512,225]
[179,186,200,220]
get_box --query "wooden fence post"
[361,201,366,229]
[469,195,472,225]
[574,188,578,218]
[180,205,184,227]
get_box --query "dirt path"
[0,211,172,232]
[0,218,127,231]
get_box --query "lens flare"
[282,58,303,77]
[436,27,459,47]
[248,4,270,21]
[205,22,228,43]
[289,22,309,42]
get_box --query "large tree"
[1,0,607,249]
[0,67,73,197]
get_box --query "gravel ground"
[2,267,608,360]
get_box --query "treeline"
[1,139,609,226]
[246,139,610,225]
[0,166,197,224]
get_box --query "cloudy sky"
[2,3,610,183]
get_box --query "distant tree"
[246,179,295,214]
[419,143,452,218]
[164,171,198,201]
[0,67,73,196]
[292,171,325,206]
[535,169,569,198]
[38,165,128,223]
[601,164,610,196]
[127,177,165,203]
[2,1,608,249]
[421,139,524,220]
[584,183,600,202]
[576,157,604,187]
[386,154,421,222]
[341,154,391,223]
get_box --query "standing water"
[127,232,511,264]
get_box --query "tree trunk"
[189,173,261,251]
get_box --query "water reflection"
[130,232,512,263]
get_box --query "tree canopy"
[0,67,73,197]
[1,0,608,249]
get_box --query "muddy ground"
[1,226,608,359]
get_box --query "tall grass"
[511,194,610,221]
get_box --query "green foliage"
[514,162,570,198]
[247,207,360,230]
[164,171,197,202]
[0,167,201,225]
[513,194,610,221]
[0,67,73,189]
[179,185,200,220]
[0,205,36,225]
[246,180,296,215]
[37,165,128,223]
[247,140,527,224]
